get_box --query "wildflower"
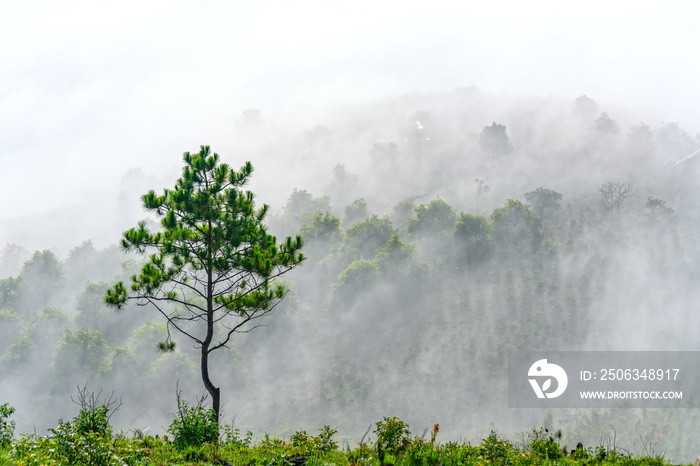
[430,423,439,444]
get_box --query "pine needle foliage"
[105,146,304,422]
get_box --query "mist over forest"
[1,86,700,461]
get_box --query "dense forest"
[1,88,699,462]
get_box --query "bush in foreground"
[0,403,15,448]
[0,408,685,465]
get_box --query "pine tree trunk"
[201,346,221,423]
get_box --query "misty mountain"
[1,88,699,461]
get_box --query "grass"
[0,426,686,466]
[0,405,687,465]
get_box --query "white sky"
[1,0,699,219]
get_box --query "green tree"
[330,259,380,305]
[374,234,429,291]
[654,122,696,158]
[15,250,63,315]
[298,212,343,259]
[51,327,110,379]
[0,276,18,312]
[343,198,369,227]
[105,146,304,422]
[390,200,415,231]
[628,122,652,149]
[407,199,456,238]
[0,403,15,448]
[327,163,358,208]
[98,346,138,380]
[592,112,620,135]
[524,187,562,222]
[29,305,70,349]
[453,213,492,265]
[479,122,512,157]
[644,196,674,226]
[573,95,600,121]
[491,200,543,252]
[1,333,36,369]
[1,306,70,373]
[76,282,139,345]
[126,320,170,372]
[64,240,97,282]
[344,215,396,259]
[475,179,490,213]
[0,243,29,279]
[0,310,22,354]
[283,188,332,231]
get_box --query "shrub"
[531,437,565,461]
[0,403,15,447]
[289,426,338,456]
[374,416,411,459]
[290,429,314,454]
[478,431,515,463]
[168,400,219,449]
[74,405,112,438]
[49,421,117,465]
[70,384,121,438]
[405,438,441,466]
[7,387,144,466]
[315,425,339,454]
[223,425,253,449]
[12,419,139,466]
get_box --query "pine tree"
[106,146,304,422]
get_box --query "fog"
[1,1,700,463]
[2,1,699,220]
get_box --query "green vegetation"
[104,146,304,422]
[1,93,699,463]
[1,181,696,460]
[168,399,220,449]
[0,404,683,465]
[0,403,15,448]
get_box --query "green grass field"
[0,414,687,466]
